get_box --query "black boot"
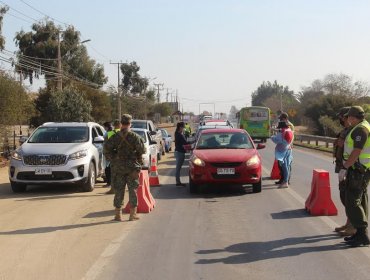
[346,228,370,247]
[275,180,283,185]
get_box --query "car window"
[131,121,147,129]
[28,127,89,143]
[92,127,98,139]
[161,129,168,138]
[132,130,147,143]
[196,132,253,149]
[95,126,104,136]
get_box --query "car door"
[92,126,105,174]
[147,131,158,158]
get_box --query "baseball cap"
[344,106,365,118]
[336,106,350,118]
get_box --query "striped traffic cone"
[149,157,160,186]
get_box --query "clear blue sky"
[2,0,370,115]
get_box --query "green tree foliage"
[251,81,299,123]
[151,103,172,117]
[0,74,34,125]
[14,20,107,88]
[0,5,8,50]
[299,73,369,135]
[71,82,111,123]
[45,87,92,122]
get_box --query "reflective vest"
[344,120,370,169]
[107,128,120,139]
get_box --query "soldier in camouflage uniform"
[103,114,146,222]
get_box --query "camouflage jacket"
[103,129,146,171]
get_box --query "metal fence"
[294,134,336,148]
[0,126,31,159]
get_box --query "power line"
[19,0,69,26]
[0,0,39,22]
[6,11,33,24]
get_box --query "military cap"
[121,114,132,124]
[336,106,350,118]
[279,112,289,120]
[344,106,365,118]
[113,119,121,126]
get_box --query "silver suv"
[8,122,106,193]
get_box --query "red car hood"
[193,148,257,162]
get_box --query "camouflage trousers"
[111,166,139,208]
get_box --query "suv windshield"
[28,127,89,143]
[131,121,147,129]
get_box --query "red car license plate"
[217,168,235,175]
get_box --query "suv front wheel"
[81,162,96,192]
[11,182,27,193]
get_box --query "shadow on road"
[271,209,311,219]
[195,234,348,265]
[0,220,116,235]
[83,209,115,218]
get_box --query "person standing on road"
[184,122,192,138]
[104,120,122,195]
[333,107,356,236]
[275,112,294,185]
[271,121,293,188]
[174,122,188,187]
[103,114,146,222]
[340,106,370,247]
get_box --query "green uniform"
[334,127,351,206]
[343,120,370,229]
[103,128,146,208]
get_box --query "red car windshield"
[196,132,253,149]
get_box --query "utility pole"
[153,83,164,103]
[110,61,123,118]
[57,30,62,91]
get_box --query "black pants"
[105,165,111,185]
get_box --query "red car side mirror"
[256,143,265,150]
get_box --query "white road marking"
[81,225,134,280]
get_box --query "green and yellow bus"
[237,106,271,142]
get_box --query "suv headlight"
[68,150,88,160]
[11,150,22,161]
[246,155,260,166]
[192,156,205,167]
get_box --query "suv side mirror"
[19,136,28,145]
[150,131,157,136]
[93,136,105,143]
[150,140,157,145]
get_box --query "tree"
[0,73,34,125]
[151,103,172,117]
[0,5,8,50]
[14,20,107,88]
[45,87,92,122]
[229,105,239,119]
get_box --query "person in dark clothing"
[174,122,188,186]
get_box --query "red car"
[188,128,265,193]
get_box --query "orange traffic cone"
[149,157,160,186]
[270,159,281,180]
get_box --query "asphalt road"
[95,141,370,280]
[1,140,370,280]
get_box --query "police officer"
[103,114,146,222]
[333,107,356,236]
[340,106,370,246]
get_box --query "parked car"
[131,120,165,160]
[188,128,265,193]
[160,128,172,152]
[131,128,158,170]
[8,122,106,193]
